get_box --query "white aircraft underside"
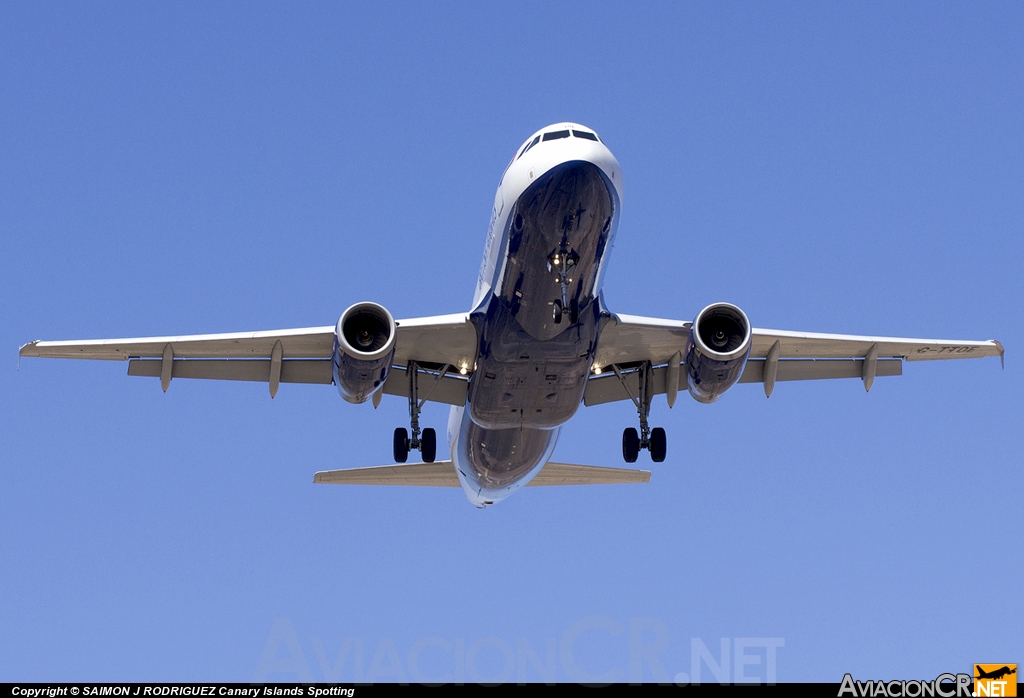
[20,123,1004,508]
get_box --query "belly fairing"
[454,406,560,497]
[468,294,599,429]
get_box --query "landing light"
[459,366,468,375]
[593,365,602,375]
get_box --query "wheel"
[552,300,563,324]
[622,427,640,463]
[393,427,409,463]
[650,427,667,463]
[569,299,579,324]
[421,428,437,463]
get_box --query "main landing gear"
[611,361,667,463]
[393,361,438,463]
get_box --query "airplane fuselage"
[447,124,624,507]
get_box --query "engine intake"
[685,302,751,404]
[333,302,396,404]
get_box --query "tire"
[421,428,437,463]
[569,298,579,324]
[650,427,667,463]
[393,427,409,463]
[552,300,563,324]
[622,427,640,463]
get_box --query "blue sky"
[1,1,1021,683]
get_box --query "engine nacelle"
[333,302,396,404]
[685,302,751,404]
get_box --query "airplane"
[975,666,1016,681]
[19,122,1004,508]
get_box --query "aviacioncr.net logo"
[838,673,973,697]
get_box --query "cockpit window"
[516,129,599,161]
[518,135,540,159]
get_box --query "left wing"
[18,326,337,361]
[586,313,1003,406]
[19,313,478,401]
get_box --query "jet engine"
[685,302,751,404]
[333,302,396,404]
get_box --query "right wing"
[19,313,479,403]
[313,461,650,487]
[586,313,1003,406]
[594,313,692,367]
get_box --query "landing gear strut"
[549,243,580,325]
[393,361,440,463]
[612,361,667,463]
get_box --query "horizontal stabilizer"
[527,461,651,486]
[315,462,460,487]
[313,461,650,488]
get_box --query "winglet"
[993,340,1004,370]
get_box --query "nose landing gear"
[551,298,579,325]
[611,362,667,463]
[548,248,580,325]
